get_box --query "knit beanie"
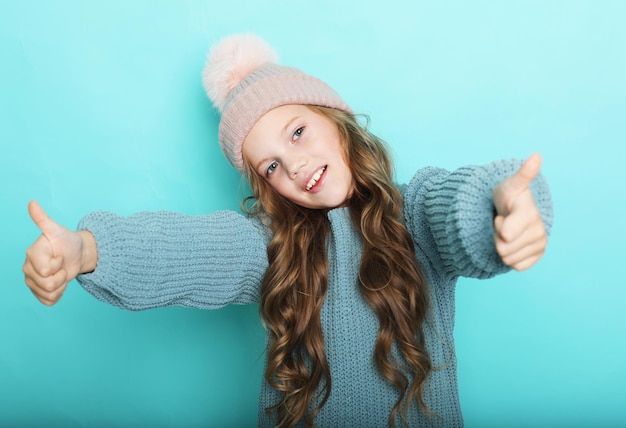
[201,33,351,173]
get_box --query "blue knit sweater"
[77,160,553,427]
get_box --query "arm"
[75,209,269,310]
[23,202,269,310]
[403,156,553,281]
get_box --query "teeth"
[306,167,326,191]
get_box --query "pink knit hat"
[202,34,351,173]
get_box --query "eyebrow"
[282,115,300,138]
[254,157,269,174]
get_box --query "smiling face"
[242,104,354,209]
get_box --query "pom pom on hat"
[201,33,351,173]
[202,34,279,112]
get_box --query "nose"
[285,156,306,179]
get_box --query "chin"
[321,194,351,209]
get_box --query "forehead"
[253,104,312,131]
[243,105,314,153]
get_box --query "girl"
[23,34,553,427]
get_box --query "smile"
[305,166,327,191]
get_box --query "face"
[243,104,353,210]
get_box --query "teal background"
[1,1,624,427]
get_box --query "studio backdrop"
[1,1,624,427]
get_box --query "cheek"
[268,177,291,197]
[338,156,353,183]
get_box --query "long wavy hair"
[242,106,431,427]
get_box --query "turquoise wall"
[2,1,624,426]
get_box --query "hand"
[23,201,97,306]
[492,154,548,271]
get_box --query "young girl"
[23,34,553,427]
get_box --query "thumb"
[503,153,542,195]
[28,200,64,239]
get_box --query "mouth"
[305,166,327,191]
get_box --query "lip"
[303,165,327,193]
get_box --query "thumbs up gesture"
[23,201,97,306]
[492,154,548,271]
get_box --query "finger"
[503,153,542,196]
[31,253,63,278]
[47,255,63,276]
[24,236,62,277]
[40,279,68,306]
[28,200,63,239]
[497,202,541,243]
[496,182,543,241]
[498,237,546,267]
[496,222,547,269]
[32,281,67,306]
[508,253,543,272]
[495,220,546,257]
[25,266,68,295]
[494,211,533,244]
[494,215,505,238]
[24,275,48,300]
[36,296,56,307]
[496,233,547,262]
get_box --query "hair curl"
[243,106,431,427]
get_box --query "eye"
[292,126,304,142]
[265,161,279,177]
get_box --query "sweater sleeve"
[75,210,270,311]
[403,159,554,281]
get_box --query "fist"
[23,201,95,306]
[492,154,548,271]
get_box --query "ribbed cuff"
[423,159,553,278]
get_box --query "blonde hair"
[243,106,431,427]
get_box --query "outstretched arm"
[23,201,98,306]
[403,155,553,281]
[23,204,270,311]
[492,153,548,271]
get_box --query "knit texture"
[76,160,553,427]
